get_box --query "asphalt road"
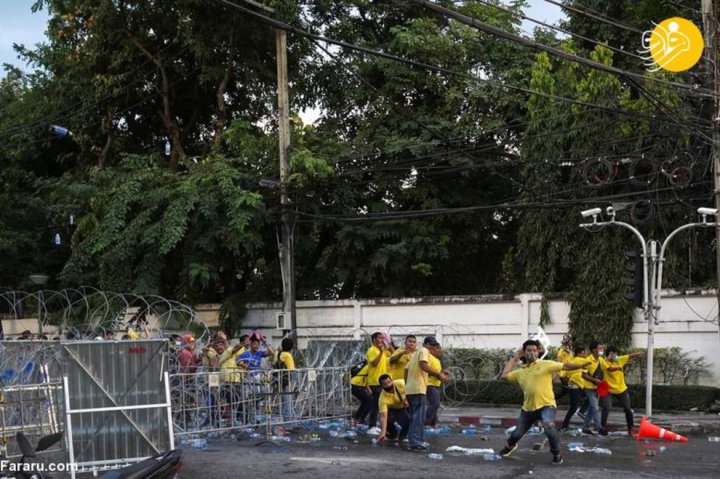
[179,428,720,478]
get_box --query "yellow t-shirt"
[601,355,630,394]
[427,354,442,387]
[388,349,412,381]
[557,349,573,378]
[366,346,388,386]
[275,351,295,370]
[405,347,430,395]
[219,346,245,383]
[567,356,590,388]
[580,356,605,390]
[379,379,407,413]
[351,364,369,387]
[507,360,563,412]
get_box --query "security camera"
[580,207,602,218]
[606,206,614,216]
[697,207,718,216]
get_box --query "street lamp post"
[580,208,653,415]
[29,274,49,336]
[579,207,717,419]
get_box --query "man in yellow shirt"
[217,336,247,425]
[366,332,392,433]
[600,346,644,435]
[350,363,373,426]
[499,339,590,465]
[405,336,449,450]
[425,343,445,427]
[376,374,410,443]
[388,335,417,380]
[560,346,589,430]
[273,338,296,422]
[580,341,607,436]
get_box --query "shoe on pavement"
[409,444,428,451]
[499,444,518,458]
[581,429,597,436]
[366,427,381,436]
[598,429,608,437]
[552,454,564,465]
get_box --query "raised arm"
[501,349,523,379]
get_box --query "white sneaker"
[366,427,381,436]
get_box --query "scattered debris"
[645,450,656,457]
[428,453,444,460]
[445,446,495,456]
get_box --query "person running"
[366,332,392,434]
[499,339,591,465]
[405,336,448,451]
[425,342,446,427]
[580,340,607,436]
[560,346,589,431]
[600,346,644,435]
[377,374,410,443]
[388,335,417,381]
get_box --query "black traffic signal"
[624,250,644,308]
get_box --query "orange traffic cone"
[636,416,688,443]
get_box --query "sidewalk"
[438,405,720,434]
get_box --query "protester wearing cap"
[405,336,449,450]
[178,334,201,373]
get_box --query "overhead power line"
[213,0,713,135]
[411,0,715,97]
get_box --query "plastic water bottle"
[437,426,451,434]
[658,446,667,453]
[193,438,207,449]
[428,453,443,460]
[479,425,492,433]
[462,427,477,435]
[709,436,720,442]
[329,430,339,437]
[567,442,584,449]
[483,453,501,461]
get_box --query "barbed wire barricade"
[0,288,209,342]
[170,366,350,439]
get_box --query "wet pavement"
[179,424,720,478]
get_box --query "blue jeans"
[507,406,560,456]
[407,394,427,447]
[425,386,441,426]
[583,389,602,430]
[368,386,382,427]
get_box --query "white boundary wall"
[240,291,720,386]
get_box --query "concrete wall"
[235,291,720,386]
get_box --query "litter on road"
[445,445,495,456]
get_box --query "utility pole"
[702,0,720,342]
[276,28,297,343]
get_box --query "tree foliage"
[0,0,715,344]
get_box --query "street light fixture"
[579,207,718,418]
[29,274,49,336]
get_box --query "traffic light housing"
[624,250,644,308]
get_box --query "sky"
[0,1,566,74]
[0,1,50,73]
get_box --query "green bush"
[445,380,720,411]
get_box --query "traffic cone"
[636,416,688,443]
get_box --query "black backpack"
[350,359,367,378]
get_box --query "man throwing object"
[499,339,591,465]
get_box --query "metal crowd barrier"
[170,366,351,437]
